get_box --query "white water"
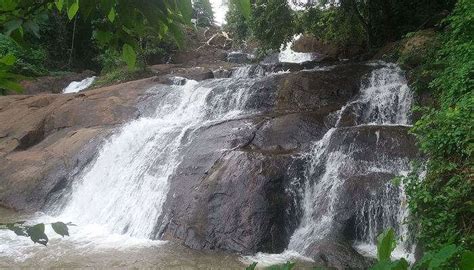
[247,63,415,265]
[63,76,96,93]
[279,34,318,64]
[1,61,415,267]
[0,69,268,265]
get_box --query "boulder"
[19,70,96,95]
[0,78,160,211]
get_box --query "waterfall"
[244,63,414,266]
[287,63,414,257]
[63,76,96,93]
[279,34,319,64]
[55,72,265,238]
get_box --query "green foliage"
[370,229,473,270]
[0,53,23,94]
[0,221,72,246]
[245,261,295,270]
[251,0,295,51]
[298,6,365,49]
[398,0,473,261]
[193,0,214,27]
[377,228,397,262]
[225,0,251,47]
[0,34,47,76]
[122,44,136,70]
[0,0,192,94]
[246,262,257,270]
[93,66,153,88]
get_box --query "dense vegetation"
[400,0,473,261]
[0,0,193,93]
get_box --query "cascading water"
[63,76,96,93]
[290,63,413,255]
[0,60,415,267]
[55,69,268,238]
[246,63,415,266]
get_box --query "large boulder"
[0,78,159,211]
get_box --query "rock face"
[0,60,418,269]
[0,78,158,210]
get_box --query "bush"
[224,0,251,47]
[298,7,365,49]
[0,34,47,76]
[250,0,295,51]
[399,0,473,260]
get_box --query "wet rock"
[308,239,375,270]
[275,64,373,113]
[0,78,159,211]
[18,70,96,95]
[227,52,253,64]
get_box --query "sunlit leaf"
[377,228,396,262]
[68,0,80,20]
[122,43,136,69]
[55,0,64,11]
[107,7,116,23]
[0,54,16,66]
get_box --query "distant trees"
[193,0,214,26]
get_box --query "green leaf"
[177,0,193,23]
[55,0,64,11]
[245,262,257,270]
[0,54,16,66]
[371,259,409,270]
[68,0,80,20]
[0,79,23,93]
[236,0,251,19]
[107,7,116,23]
[122,44,136,69]
[0,0,18,11]
[23,20,40,38]
[51,222,69,237]
[460,251,474,270]
[427,244,458,269]
[26,224,48,246]
[6,224,28,237]
[3,19,23,36]
[377,228,396,262]
[93,30,113,46]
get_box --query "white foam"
[63,76,96,93]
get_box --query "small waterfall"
[279,34,319,64]
[63,76,96,93]
[287,63,414,257]
[336,64,413,126]
[56,74,265,238]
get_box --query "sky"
[209,0,229,26]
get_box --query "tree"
[0,0,192,93]
[251,0,295,51]
[193,0,214,26]
[224,0,251,45]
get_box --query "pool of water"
[0,208,316,269]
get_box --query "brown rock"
[0,77,158,211]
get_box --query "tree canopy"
[0,0,192,93]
